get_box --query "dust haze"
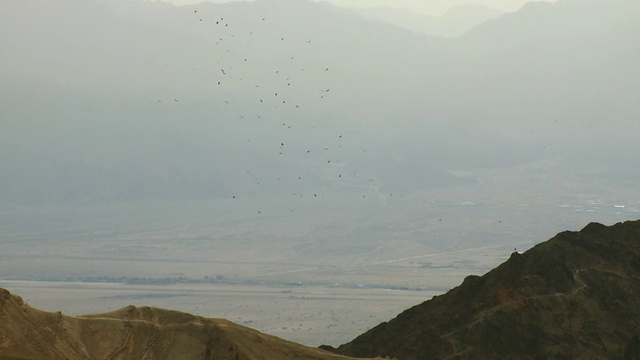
[1,0,639,346]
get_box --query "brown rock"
[0,289,376,360]
[336,220,640,359]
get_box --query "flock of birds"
[161,5,387,216]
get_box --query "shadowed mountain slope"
[334,219,640,359]
[2,220,640,359]
[0,288,375,360]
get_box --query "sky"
[159,0,552,16]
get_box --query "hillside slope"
[0,288,374,360]
[335,220,640,359]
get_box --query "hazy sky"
[160,0,554,15]
[1,0,639,342]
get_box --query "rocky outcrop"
[336,220,640,359]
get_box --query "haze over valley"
[1,0,639,347]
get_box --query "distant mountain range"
[354,4,504,37]
[3,219,640,358]
[1,0,638,204]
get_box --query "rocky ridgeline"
[332,220,640,359]
[2,220,640,359]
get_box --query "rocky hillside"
[333,220,640,359]
[0,288,374,360]
[3,220,640,359]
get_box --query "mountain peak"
[335,219,640,359]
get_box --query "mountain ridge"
[333,219,640,359]
[0,287,376,360]
[354,3,504,37]
[2,220,640,358]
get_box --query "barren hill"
[0,288,374,360]
[333,220,640,359]
[3,220,640,359]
